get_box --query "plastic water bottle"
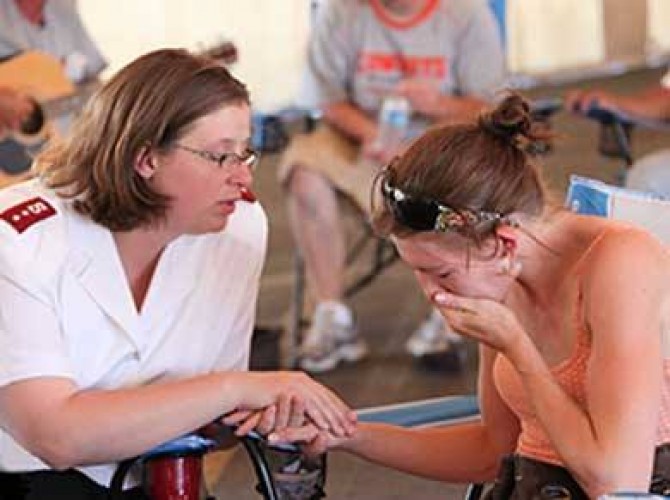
[373,95,411,154]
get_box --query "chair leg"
[345,238,398,298]
[240,437,281,500]
[464,482,485,500]
[287,252,306,369]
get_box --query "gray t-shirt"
[0,0,106,82]
[300,0,505,120]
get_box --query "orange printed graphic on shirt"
[357,52,446,79]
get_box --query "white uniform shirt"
[0,179,268,486]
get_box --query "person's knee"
[288,166,335,206]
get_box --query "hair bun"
[479,93,531,139]
[479,93,553,155]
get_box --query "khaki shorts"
[277,124,381,214]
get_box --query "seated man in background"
[0,0,106,82]
[0,0,107,182]
[566,69,670,198]
[279,0,505,373]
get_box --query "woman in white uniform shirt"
[0,49,355,499]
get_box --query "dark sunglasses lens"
[391,197,439,231]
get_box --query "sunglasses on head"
[381,176,505,233]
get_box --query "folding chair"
[287,207,400,368]
[577,103,670,186]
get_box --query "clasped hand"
[221,371,357,443]
[222,293,527,454]
[395,77,442,116]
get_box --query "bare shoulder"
[584,223,668,274]
[581,222,670,310]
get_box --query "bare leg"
[286,166,346,303]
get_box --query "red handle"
[144,454,203,500]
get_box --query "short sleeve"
[452,0,506,100]
[0,261,74,387]
[297,0,358,108]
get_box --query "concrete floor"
[211,66,669,499]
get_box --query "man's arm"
[0,87,32,134]
[566,72,670,121]
[594,85,670,121]
[322,101,378,145]
[395,79,489,123]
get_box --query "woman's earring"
[499,255,522,276]
[498,255,512,275]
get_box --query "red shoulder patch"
[0,197,57,234]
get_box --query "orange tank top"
[493,231,670,466]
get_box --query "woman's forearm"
[339,420,500,483]
[1,371,247,469]
[505,335,625,496]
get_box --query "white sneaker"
[299,302,368,373]
[406,308,462,357]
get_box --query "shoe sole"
[300,342,369,373]
[406,339,450,358]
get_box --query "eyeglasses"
[381,176,505,233]
[174,143,260,171]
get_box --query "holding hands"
[222,371,357,441]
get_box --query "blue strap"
[142,434,217,459]
[357,395,480,427]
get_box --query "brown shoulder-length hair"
[35,48,250,231]
[372,93,557,246]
